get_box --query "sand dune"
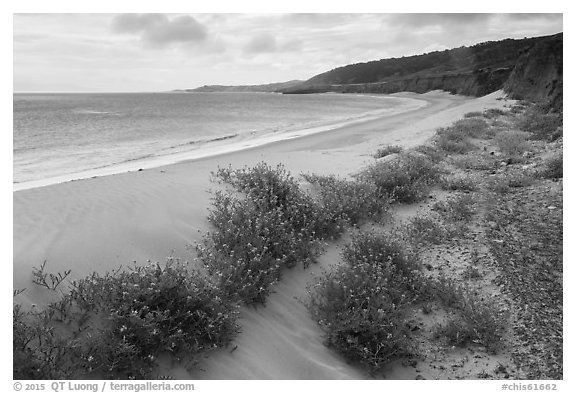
[13,90,508,379]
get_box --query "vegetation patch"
[301,173,388,233]
[14,260,239,379]
[516,105,563,141]
[307,231,423,371]
[199,163,329,304]
[358,152,441,203]
[540,153,563,179]
[374,144,403,159]
[432,194,476,223]
[440,174,478,191]
[404,214,447,245]
[494,130,531,157]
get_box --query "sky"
[13,13,563,92]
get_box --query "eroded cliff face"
[284,68,512,97]
[504,33,562,111]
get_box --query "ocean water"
[13,92,423,189]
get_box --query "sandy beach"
[13,90,509,379]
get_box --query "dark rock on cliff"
[504,33,562,111]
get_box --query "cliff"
[503,33,562,111]
[281,34,562,101]
[285,68,512,97]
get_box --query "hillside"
[183,80,303,93]
[281,34,562,104]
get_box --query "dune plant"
[308,231,423,370]
[14,260,238,380]
[494,130,531,157]
[516,105,562,141]
[200,163,330,304]
[440,174,478,191]
[301,173,388,234]
[374,144,403,159]
[358,152,440,203]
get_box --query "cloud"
[390,13,494,27]
[245,33,276,53]
[111,14,208,48]
[506,13,562,22]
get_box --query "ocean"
[13,92,424,190]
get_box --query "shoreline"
[13,89,510,379]
[13,92,427,192]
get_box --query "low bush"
[404,214,447,245]
[464,111,483,118]
[541,154,563,179]
[450,118,489,137]
[307,231,422,370]
[434,127,476,154]
[440,175,478,191]
[374,145,403,159]
[422,274,507,353]
[358,152,440,203]
[301,173,388,233]
[451,155,498,171]
[433,289,507,353]
[197,189,322,304]
[432,194,476,223]
[487,172,534,193]
[494,130,531,156]
[14,261,239,379]
[517,107,563,141]
[483,108,507,119]
[414,144,444,163]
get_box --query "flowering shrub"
[440,174,478,191]
[516,106,562,141]
[301,173,388,235]
[307,231,423,370]
[359,152,441,203]
[200,163,328,304]
[373,144,403,159]
[14,260,238,379]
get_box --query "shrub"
[197,190,322,304]
[414,144,444,163]
[440,175,478,191]
[517,108,563,141]
[452,155,497,171]
[464,111,483,118]
[483,108,507,119]
[488,172,534,193]
[450,118,489,137]
[433,289,507,353]
[434,127,476,154]
[301,173,388,233]
[374,145,403,159]
[341,231,420,282]
[308,263,411,370]
[541,154,563,179]
[201,163,338,304]
[308,231,422,370]
[358,152,440,203]
[494,130,531,156]
[404,214,447,245]
[432,194,476,223]
[14,261,239,379]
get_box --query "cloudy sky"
[13,13,562,92]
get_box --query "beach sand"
[13,90,509,379]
